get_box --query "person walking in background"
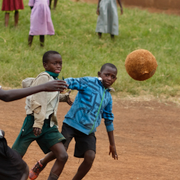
[28,0,55,47]
[96,0,123,39]
[49,0,58,10]
[1,0,24,27]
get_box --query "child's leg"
[49,0,52,9]
[111,34,114,39]
[54,0,58,10]
[98,32,102,38]
[28,35,34,46]
[39,35,44,47]
[5,13,10,27]
[14,10,19,26]
[72,150,95,180]
[48,142,68,179]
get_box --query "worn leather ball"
[125,49,158,81]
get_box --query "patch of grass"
[0,0,180,99]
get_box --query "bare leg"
[39,35,45,47]
[49,0,52,9]
[5,13,10,27]
[111,34,114,39]
[54,0,58,10]
[98,32,102,39]
[72,150,95,180]
[20,164,29,180]
[14,11,19,27]
[28,35,34,46]
[48,142,68,178]
[40,151,56,166]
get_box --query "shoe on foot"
[29,160,44,180]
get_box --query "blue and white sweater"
[64,77,114,135]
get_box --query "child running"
[1,0,24,27]
[0,80,68,180]
[12,50,72,180]
[96,0,123,39]
[49,0,58,10]
[28,0,55,47]
[29,63,118,180]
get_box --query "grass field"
[1,0,180,99]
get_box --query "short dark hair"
[100,63,117,72]
[42,51,61,63]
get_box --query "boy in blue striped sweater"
[29,63,118,180]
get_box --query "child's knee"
[84,150,95,164]
[57,152,68,163]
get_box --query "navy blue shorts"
[61,123,96,158]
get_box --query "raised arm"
[117,0,123,15]
[0,80,67,102]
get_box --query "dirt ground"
[1,95,180,180]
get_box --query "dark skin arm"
[117,0,123,15]
[107,130,118,160]
[0,80,68,102]
[96,0,101,15]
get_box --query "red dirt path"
[1,96,180,180]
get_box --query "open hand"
[96,8,100,15]
[109,145,118,160]
[120,8,123,15]
[43,80,68,92]
[33,127,42,136]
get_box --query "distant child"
[49,0,58,10]
[1,0,24,27]
[96,0,123,39]
[12,50,73,180]
[28,0,55,47]
[29,63,118,180]
[0,79,68,180]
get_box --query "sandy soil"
[1,96,180,180]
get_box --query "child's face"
[43,54,62,74]
[98,66,117,88]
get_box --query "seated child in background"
[29,63,118,180]
[1,0,24,27]
[28,0,55,47]
[0,80,68,180]
[12,50,73,180]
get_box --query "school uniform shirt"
[28,0,55,35]
[24,72,68,129]
[95,0,119,35]
[64,77,114,135]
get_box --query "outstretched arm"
[107,131,118,160]
[0,80,68,102]
[117,0,123,15]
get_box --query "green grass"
[1,0,180,99]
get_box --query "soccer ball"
[125,49,158,81]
